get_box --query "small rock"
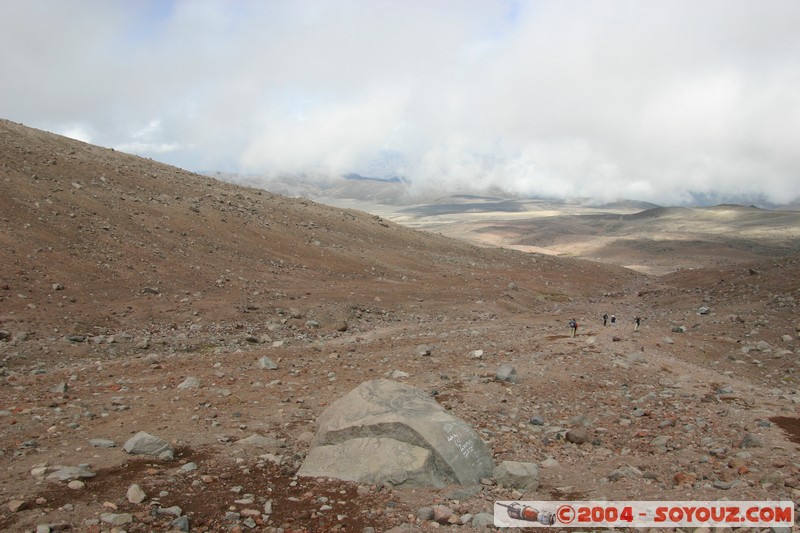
[89,438,116,448]
[50,382,68,394]
[123,431,174,460]
[177,376,201,390]
[432,505,453,524]
[493,460,539,491]
[651,435,671,452]
[529,414,545,426]
[257,356,278,370]
[67,480,85,490]
[234,433,281,449]
[46,465,96,481]
[739,432,764,448]
[673,472,697,486]
[99,513,133,526]
[135,337,150,350]
[416,344,433,356]
[607,465,643,481]
[472,513,494,528]
[157,505,183,517]
[565,428,589,444]
[416,507,434,521]
[495,364,517,383]
[8,500,28,512]
[127,483,147,504]
[170,516,190,532]
[760,470,785,487]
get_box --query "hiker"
[569,318,578,338]
[610,314,616,326]
[634,316,641,332]
[603,313,608,326]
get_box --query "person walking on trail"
[610,314,616,326]
[634,316,641,332]
[603,313,608,326]
[569,318,578,338]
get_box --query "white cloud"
[57,125,93,144]
[1,0,799,205]
[114,141,181,155]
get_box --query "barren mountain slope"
[0,120,798,533]
[0,119,636,367]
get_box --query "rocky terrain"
[1,119,799,532]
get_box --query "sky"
[2,0,799,206]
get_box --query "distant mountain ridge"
[201,171,800,212]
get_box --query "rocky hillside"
[1,119,798,532]
[0,119,637,367]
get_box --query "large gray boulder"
[297,379,494,487]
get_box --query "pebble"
[258,356,278,370]
[432,505,453,524]
[177,376,201,389]
[739,432,764,448]
[46,465,96,481]
[123,431,175,460]
[565,428,589,444]
[8,500,28,512]
[416,507,434,521]
[127,483,146,504]
[157,505,183,517]
[472,513,494,527]
[99,513,133,526]
[89,438,116,448]
[170,516,190,532]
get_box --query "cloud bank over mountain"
[2,0,799,205]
